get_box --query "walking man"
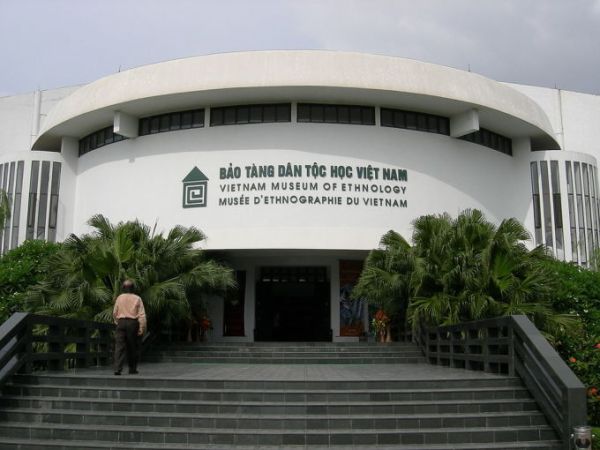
[113,279,146,375]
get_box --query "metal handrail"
[0,312,115,388]
[416,315,586,450]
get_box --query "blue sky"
[1,0,599,96]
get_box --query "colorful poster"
[339,260,365,337]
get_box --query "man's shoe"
[114,371,121,376]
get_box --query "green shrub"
[543,259,600,426]
[0,240,61,323]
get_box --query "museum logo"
[182,167,209,208]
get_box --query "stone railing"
[417,315,587,450]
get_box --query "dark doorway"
[255,267,331,341]
[223,271,246,336]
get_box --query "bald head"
[122,279,135,293]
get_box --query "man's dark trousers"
[114,318,139,373]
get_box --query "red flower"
[595,343,600,349]
[568,357,577,363]
[589,387,598,397]
[374,310,390,323]
[200,317,212,331]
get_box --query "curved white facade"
[2,51,599,341]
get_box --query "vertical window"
[0,164,4,248]
[159,115,170,132]
[530,162,542,245]
[583,164,595,258]
[0,164,5,252]
[3,162,15,252]
[550,161,563,259]
[11,162,24,250]
[26,161,40,240]
[170,112,181,130]
[36,161,50,240]
[593,167,600,246]
[574,162,587,263]
[540,161,553,248]
[566,162,578,262]
[48,162,61,243]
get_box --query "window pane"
[380,109,393,127]
[90,134,97,149]
[183,111,194,128]
[540,161,553,247]
[139,118,150,135]
[26,161,39,239]
[324,105,337,123]
[192,109,204,127]
[297,104,310,122]
[223,107,235,125]
[405,112,416,129]
[417,113,427,130]
[36,162,50,240]
[338,106,350,124]
[48,162,61,242]
[263,105,276,122]
[250,106,262,123]
[97,130,105,147]
[362,107,375,125]
[438,118,449,135]
[170,113,181,130]
[104,128,114,144]
[349,107,361,124]
[158,115,169,132]
[427,115,438,133]
[310,105,324,122]
[236,106,249,124]
[150,117,160,134]
[275,104,290,122]
[3,163,15,251]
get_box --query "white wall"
[0,87,78,251]
[508,83,600,157]
[73,121,526,251]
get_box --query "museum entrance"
[255,266,331,341]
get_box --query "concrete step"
[10,373,524,390]
[143,355,427,364]
[0,436,564,449]
[154,343,419,351]
[0,421,559,447]
[147,349,425,356]
[0,408,550,429]
[145,342,426,364]
[3,383,532,402]
[0,394,542,415]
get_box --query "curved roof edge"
[32,50,560,151]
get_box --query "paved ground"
[68,362,506,381]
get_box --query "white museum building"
[1,50,599,341]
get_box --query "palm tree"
[352,230,416,337]
[355,209,574,337]
[25,215,235,332]
[407,209,572,332]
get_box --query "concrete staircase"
[0,342,562,449]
